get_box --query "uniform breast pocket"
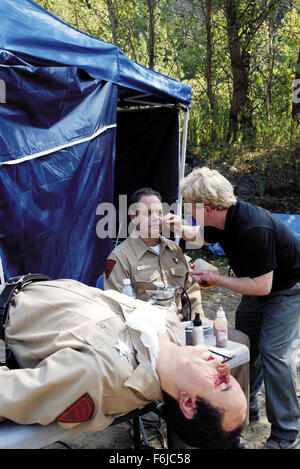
[62,312,126,349]
[170,265,187,288]
[133,270,160,293]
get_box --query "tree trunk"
[203,0,217,141]
[147,0,156,69]
[105,0,118,46]
[266,10,278,123]
[292,48,300,124]
[224,0,255,142]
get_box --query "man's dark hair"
[162,391,243,449]
[129,187,162,206]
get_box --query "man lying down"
[0,277,247,449]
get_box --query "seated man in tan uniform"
[104,187,204,321]
[0,276,247,449]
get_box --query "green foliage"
[34,0,300,148]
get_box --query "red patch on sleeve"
[104,259,116,279]
[56,393,95,423]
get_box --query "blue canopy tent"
[0,0,191,286]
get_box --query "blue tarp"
[0,0,191,106]
[0,0,191,286]
[0,64,117,286]
[274,213,300,241]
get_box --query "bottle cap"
[217,305,225,317]
[123,278,131,285]
[193,312,202,326]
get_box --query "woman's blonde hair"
[180,167,237,209]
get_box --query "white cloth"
[125,303,166,375]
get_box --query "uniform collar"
[128,234,170,260]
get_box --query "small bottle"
[192,313,204,345]
[121,279,136,299]
[185,326,193,346]
[215,304,228,347]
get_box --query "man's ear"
[129,211,136,222]
[204,205,213,215]
[178,391,196,420]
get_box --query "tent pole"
[0,253,5,284]
[175,106,189,244]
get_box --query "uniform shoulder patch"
[56,393,95,423]
[104,259,116,279]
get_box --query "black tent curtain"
[115,106,179,202]
[114,106,179,239]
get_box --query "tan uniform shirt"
[103,235,204,321]
[0,279,184,432]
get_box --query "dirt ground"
[44,261,300,451]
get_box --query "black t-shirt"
[204,200,300,293]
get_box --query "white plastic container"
[192,313,204,345]
[121,278,136,298]
[215,305,228,347]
